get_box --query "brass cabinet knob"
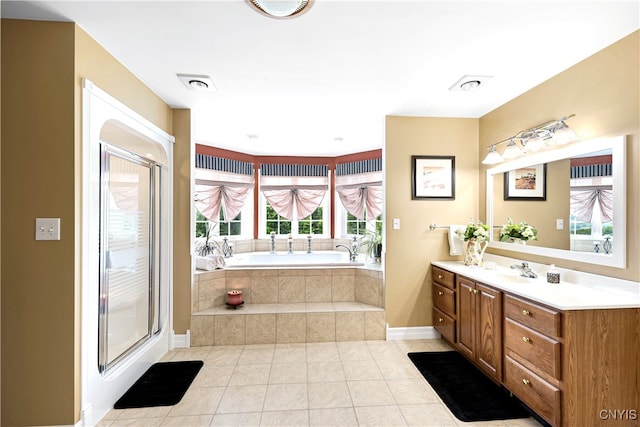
[522,378,531,386]
[438,274,444,279]
[522,309,530,316]
[438,317,444,323]
[472,289,479,294]
[437,291,444,296]
[469,287,473,293]
[522,336,530,343]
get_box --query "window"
[262,196,327,237]
[196,207,243,238]
[345,211,382,236]
[265,203,291,235]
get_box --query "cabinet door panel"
[476,283,503,381]
[456,276,476,359]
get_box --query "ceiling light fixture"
[481,114,579,164]
[177,74,217,92]
[247,0,313,18]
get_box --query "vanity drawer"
[433,307,455,343]
[433,282,455,315]
[504,355,560,427]
[432,266,455,290]
[505,294,561,338]
[505,318,561,380]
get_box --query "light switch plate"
[36,218,61,240]
[556,219,564,230]
[392,218,400,230]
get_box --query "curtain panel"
[570,189,613,223]
[194,167,254,222]
[335,169,383,220]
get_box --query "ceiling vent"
[177,74,217,92]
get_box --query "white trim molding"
[385,325,441,341]
[172,330,191,349]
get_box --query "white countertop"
[432,255,640,311]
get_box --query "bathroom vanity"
[431,258,640,427]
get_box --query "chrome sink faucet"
[511,262,538,278]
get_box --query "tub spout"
[336,244,357,262]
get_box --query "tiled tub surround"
[192,267,385,346]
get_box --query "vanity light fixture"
[247,0,313,18]
[481,114,578,164]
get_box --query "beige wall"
[172,109,192,334]
[480,30,639,282]
[385,117,479,327]
[1,19,174,426]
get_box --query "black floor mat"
[408,351,530,423]
[114,360,203,409]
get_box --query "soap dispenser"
[547,264,560,284]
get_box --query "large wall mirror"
[486,135,626,268]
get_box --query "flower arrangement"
[500,218,538,242]
[457,219,490,242]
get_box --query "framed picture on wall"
[411,155,455,200]
[504,163,547,200]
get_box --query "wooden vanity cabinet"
[456,275,503,382]
[431,264,640,427]
[432,266,456,344]
[504,294,562,426]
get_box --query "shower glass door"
[99,144,160,373]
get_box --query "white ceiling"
[3,1,639,156]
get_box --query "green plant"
[457,219,490,242]
[356,229,383,260]
[499,218,538,241]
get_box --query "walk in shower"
[82,80,174,425]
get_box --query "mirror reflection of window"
[569,149,613,253]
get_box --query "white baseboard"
[171,330,190,348]
[385,325,441,341]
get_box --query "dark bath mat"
[408,351,530,423]
[114,360,203,409]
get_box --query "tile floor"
[98,339,543,426]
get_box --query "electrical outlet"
[556,219,564,230]
[36,218,61,240]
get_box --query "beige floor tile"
[274,343,307,364]
[166,386,225,416]
[348,380,396,407]
[386,378,439,404]
[308,361,346,382]
[263,383,309,411]
[342,359,383,381]
[310,407,358,426]
[260,409,309,426]
[306,342,340,362]
[211,412,262,426]
[237,345,275,365]
[160,414,213,426]
[268,362,308,384]
[217,385,268,414]
[191,365,233,388]
[308,381,353,409]
[109,417,165,426]
[399,403,458,426]
[114,406,172,420]
[354,405,407,426]
[229,363,272,385]
[337,341,374,361]
[206,346,243,366]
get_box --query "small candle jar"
[227,290,243,306]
